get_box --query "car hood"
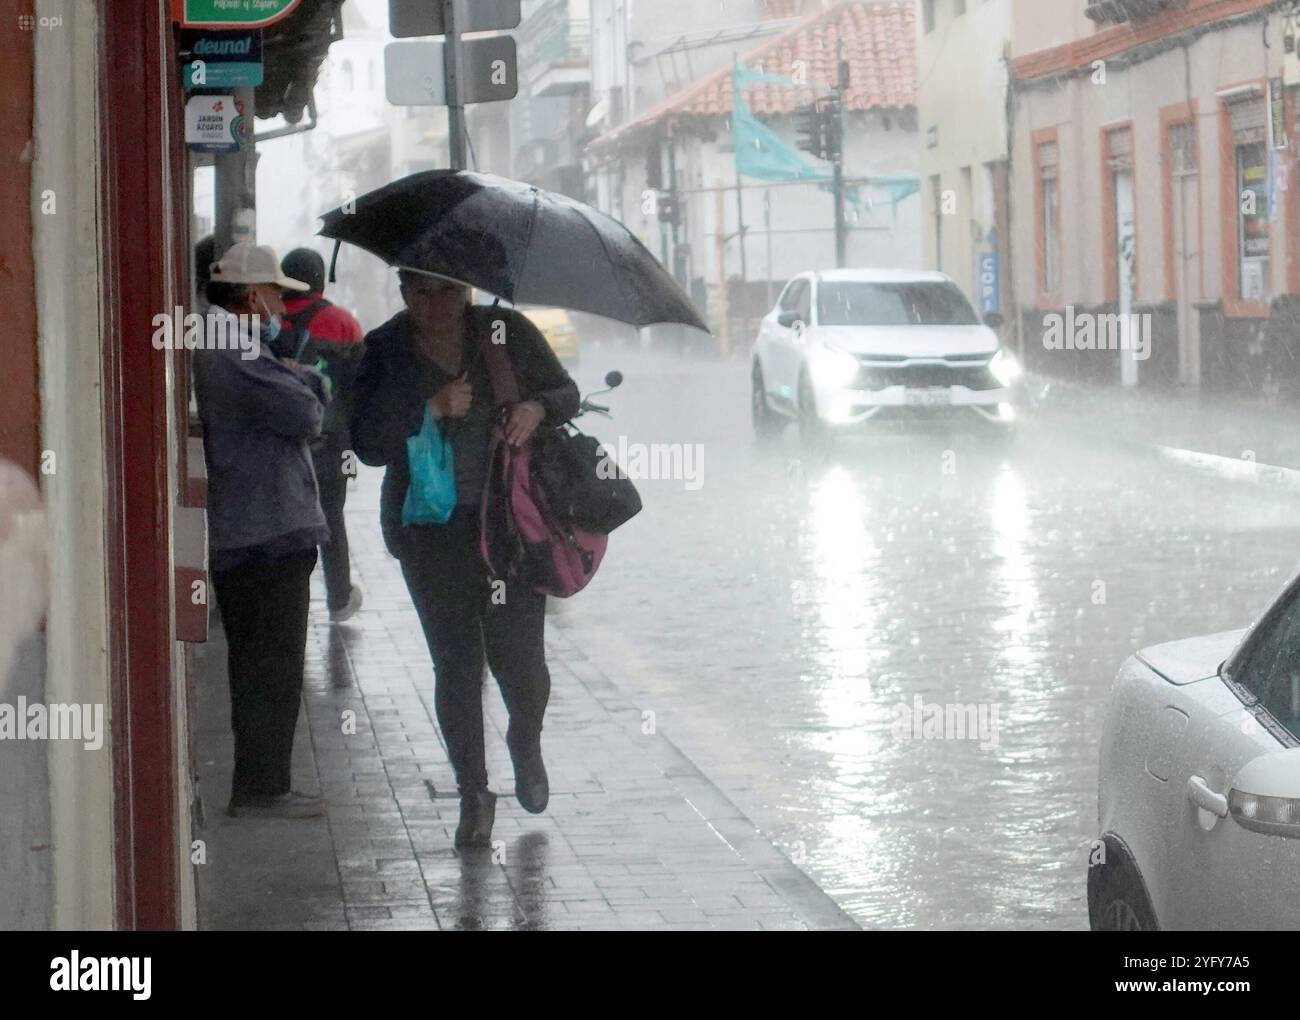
[814,324,1000,359]
[1136,628,1247,685]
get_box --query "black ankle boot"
[509,739,549,814]
[454,789,497,849]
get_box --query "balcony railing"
[1085,0,1186,23]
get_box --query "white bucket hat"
[210,242,310,291]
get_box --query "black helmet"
[281,247,326,294]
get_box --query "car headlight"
[811,345,860,387]
[989,348,1022,387]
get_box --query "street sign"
[180,29,263,89]
[184,94,244,153]
[173,0,301,28]
[388,0,521,37]
[384,39,518,106]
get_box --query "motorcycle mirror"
[604,370,623,389]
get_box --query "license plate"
[904,388,951,406]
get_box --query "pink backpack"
[478,331,606,598]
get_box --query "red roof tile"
[590,0,915,150]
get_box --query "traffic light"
[822,96,842,163]
[794,102,826,160]
[793,99,842,162]
[656,190,679,226]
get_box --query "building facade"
[587,0,921,349]
[917,0,1015,320]
[1008,0,1300,391]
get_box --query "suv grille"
[854,360,1000,391]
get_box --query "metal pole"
[715,186,730,357]
[833,43,848,269]
[443,0,466,169]
[733,174,748,341]
[214,86,257,257]
[764,189,773,309]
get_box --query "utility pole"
[443,0,466,169]
[832,43,849,268]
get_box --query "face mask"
[257,294,282,344]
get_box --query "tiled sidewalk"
[192,470,856,931]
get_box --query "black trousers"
[213,548,317,799]
[312,439,352,612]
[398,506,550,794]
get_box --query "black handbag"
[533,426,642,535]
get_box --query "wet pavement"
[555,345,1300,930]
[192,451,855,931]
[194,343,1300,931]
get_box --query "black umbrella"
[318,170,709,332]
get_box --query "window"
[1038,140,1060,296]
[922,0,935,33]
[1231,594,1300,741]
[1237,141,1270,302]
[817,281,980,327]
[1228,96,1270,302]
[1169,121,1196,176]
[780,278,808,316]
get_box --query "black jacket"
[352,304,579,558]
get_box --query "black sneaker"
[227,791,325,819]
[454,789,498,849]
[509,740,549,814]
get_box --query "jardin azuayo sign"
[173,0,301,29]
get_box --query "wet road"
[555,345,1300,930]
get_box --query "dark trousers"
[213,549,317,799]
[398,506,550,794]
[313,439,352,611]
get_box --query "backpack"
[477,323,608,598]
[284,299,363,442]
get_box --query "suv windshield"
[818,281,980,327]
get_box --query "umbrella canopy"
[318,170,709,332]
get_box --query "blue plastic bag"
[401,406,456,525]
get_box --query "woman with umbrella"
[326,170,704,848]
[351,268,578,849]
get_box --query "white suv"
[750,269,1019,441]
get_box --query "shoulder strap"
[477,303,521,406]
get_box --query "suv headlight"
[989,348,1022,387]
[811,345,860,387]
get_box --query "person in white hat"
[194,241,331,819]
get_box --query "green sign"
[175,0,300,29]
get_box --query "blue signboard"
[181,29,263,89]
[978,250,999,315]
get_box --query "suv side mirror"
[777,310,800,329]
[983,311,1005,330]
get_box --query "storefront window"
[1237,141,1270,302]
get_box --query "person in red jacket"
[280,248,366,623]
